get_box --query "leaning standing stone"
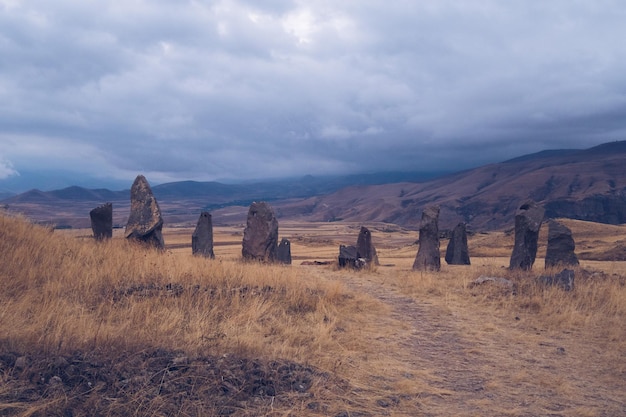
[445,222,471,265]
[356,226,379,266]
[413,205,441,271]
[192,211,215,258]
[276,238,292,265]
[545,220,579,268]
[125,175,164,249]
[90,202,112,240]
[509,200,544,270]
[242,201,279,262]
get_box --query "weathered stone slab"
[338,245,358,268]
[509,200,544,270]
[545,220,579,268]
[90,202,112,240]
[445,222,470,265]
[356,226,379,266]
[413,205,441,271]
[242,202,278,262]
[125,175,164,249]
[192,211,215,258]
[277,238,292,265]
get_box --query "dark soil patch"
[0,348,325,416]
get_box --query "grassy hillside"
[1,213,625,416]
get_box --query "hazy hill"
[271,141,626,230]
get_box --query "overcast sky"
[1,0,626,191]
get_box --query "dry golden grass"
[1,213,625,416]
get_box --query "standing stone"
[338,245,359,268]
[413,205,441,271]
[509,200,544,270]
[276,238,292,265]
[242,202,279,262]
[125,175,164,249]
[90,202,112,240]
[445,222,471,265]
[192,211,215,258]
[545,220,579,268]
[356,226,379,266]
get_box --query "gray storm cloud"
[1,0,625,187]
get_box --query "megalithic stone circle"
[125,175,165,249]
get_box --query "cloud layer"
[1,1,626,186]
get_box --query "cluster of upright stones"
[338,226,379,269]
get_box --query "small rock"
[15,356,27,370]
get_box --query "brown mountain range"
[2,141,626,231]
[271,141,626,230]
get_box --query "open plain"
[1,214,625,416]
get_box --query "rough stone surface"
[509,200,544,270]
[413,205,441,271]
[356,226,379,266]
[192,212,215,258]
[242,202,279,262]
[445,222,471,265]
[277,238,292,265]
[338,245,360,268]
[90,202,112,240]
[125,175,164,249]
[539,268,575,291]
[545,220,579,268]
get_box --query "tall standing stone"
[356,226,379,266]
[90,202,112,240]
[413,205,441,271]
[242,201,279,262]
[192,211,215,258]
[509,200,544,270]
[276,238,292,265]
[545,220,579,268]
[125,175,164,249]
[445,222,471,265]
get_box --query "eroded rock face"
[445,222,470,265]
[276,238,292,265]
[192,212,215,258]
[90,203,112,240]
[413,205,441,271]
[125,175,164,249]
[356,226,379,266]
[242,202,279,262]
[509,200,544,270]
[545,220,579,268]
[338,245,363,269]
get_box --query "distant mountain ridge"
[2,141,626,230]
[272,141,626,230]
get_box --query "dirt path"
[317,267,626,417]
